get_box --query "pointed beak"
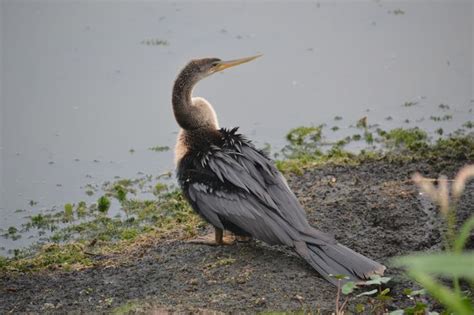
[214,54,262,72]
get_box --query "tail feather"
[295,240,386,286]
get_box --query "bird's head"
[182,54,262,82]
[172,54,262,131]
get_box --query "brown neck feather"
[172,65,201,130]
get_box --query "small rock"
[255,297,266,306]
[43,303,55,309]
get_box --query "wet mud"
[1,158,473,314]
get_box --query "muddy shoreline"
[1,158,473,314]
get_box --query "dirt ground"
[1,158,473,314]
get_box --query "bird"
[172,55,386,286]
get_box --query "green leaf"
[379,288,390,296]
[409,289,426,297]
[329,274,350,280]
[364,274,392,285]
[355,304,365,313]
[407,271,473,315]
[393,253,474,280]
[454,215,474,253]
[402,288,413,295]
[356,289,377,297]
[341,281,356,295]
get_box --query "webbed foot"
[186,228,235,246]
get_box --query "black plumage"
[172,56,386,286]
[177,127,384,285]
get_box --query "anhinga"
[172,55,386,285]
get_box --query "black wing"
[178,128,334,246]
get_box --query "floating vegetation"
[364,132,374,144]
[84,183,98,196]
[148,145,170,152]
[356,116,368,129]
[276,121,474,174]
[385,116,393,121]
[2,227,21,241]
[377,127,428,151]
[286,125,323,146]
[261,142,272,156]
[98,196,111,213]
[115,185,127,203]
[140,39,169,46]
[390,9,405,15]
[331,126,339,132]
[463,121,474,129]
[334,116,343,121]
[0,185,201,272]
[282,125,325,161]
[129,149,135,154]
[76,201,88,218]
[436,128,444,135]
[64,204,74,222]
[438,104,450,110]
[154,183,168,196]
[402,101,417,107]
[31,214,48,229]
[29,200,38,207]
[430,115,453,122]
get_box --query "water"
[0,1,473,253]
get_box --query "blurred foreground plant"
[393,165,474,315]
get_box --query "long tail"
[294,231,386,286]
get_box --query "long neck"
[172,67,200,130]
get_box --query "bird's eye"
[211,61,219,67]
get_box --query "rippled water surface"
[0,1,473,253]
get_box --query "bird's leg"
[215,227,224,243]
[186,227,235,246]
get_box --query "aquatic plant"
[140,39,169,46]
[463,121,473,129]
[148,145,170,152]
[402,101,417,107]
[286,125,323,146]
[0,184,201,273]
[64,203,74,221]
[154,183,167,195]
[430,115,452,122]
[97,196,111,213]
